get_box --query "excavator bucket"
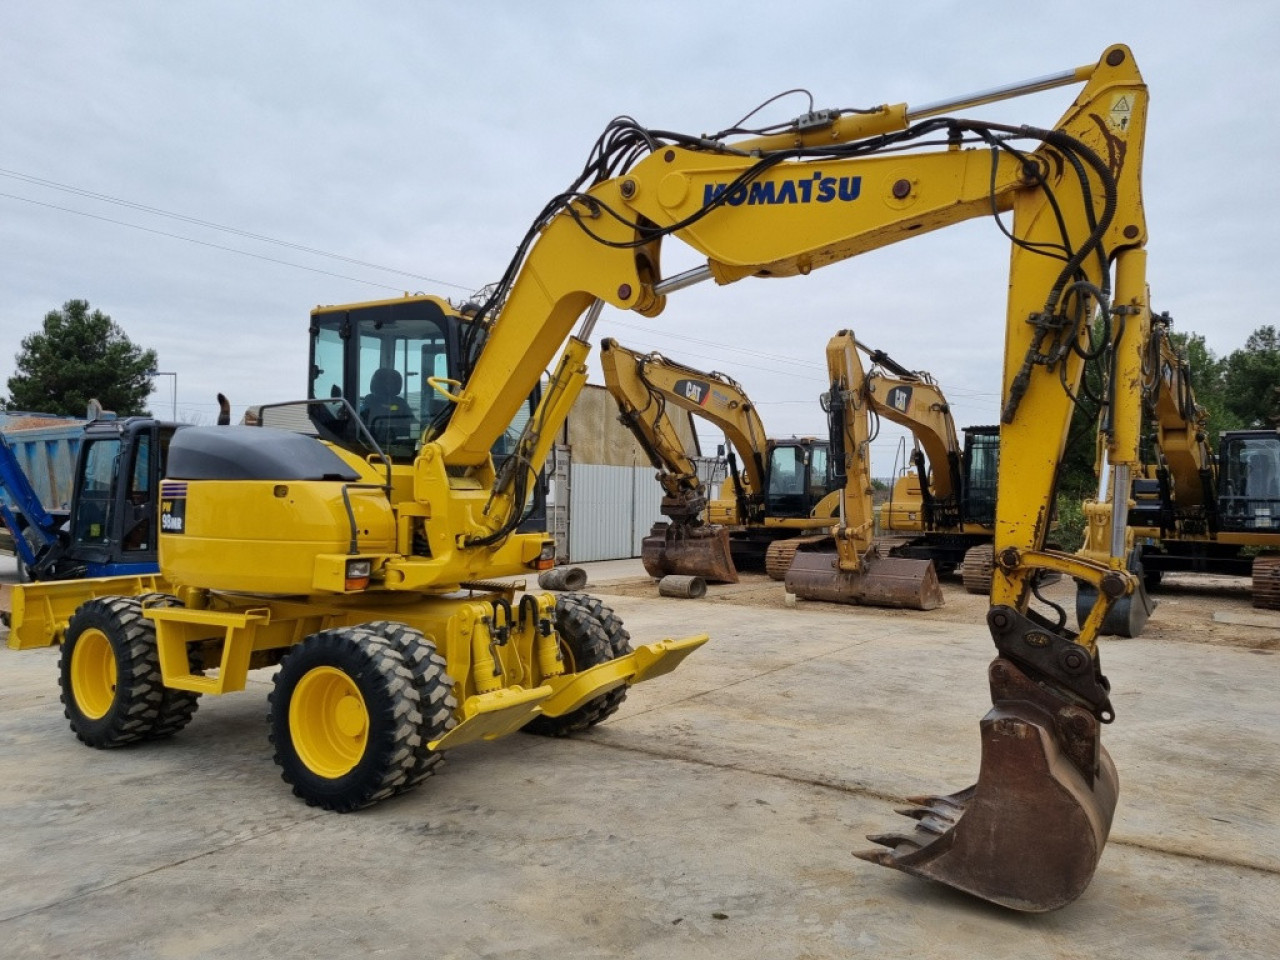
[1075,547,1158,638]
[784,546,943,610]
[1075,578,1156,638]
[640,522,739,584]
[856,656,1119,912]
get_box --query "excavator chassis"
[784,545,943,610]
[641,522,739,584]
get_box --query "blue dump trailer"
[0,414,87,565]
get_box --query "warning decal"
[1109,94,1132,132]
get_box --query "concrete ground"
[1,555,1277,959]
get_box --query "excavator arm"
[861,344,965,525]
[599,338,770,519]
[820,332,879,566]
[1145,311,1215,515]
[419,45,1150,911]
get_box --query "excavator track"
[1251,555,1280,609]
[765,536,828,581]
[961,543,995,595]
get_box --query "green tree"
[3,300,157,416]
[1168,329,1242,443]
[1223,325,1280,428]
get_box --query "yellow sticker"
[1109,94,1133,132]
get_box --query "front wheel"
[524,593,632,737]
[60,596,165,747]
[268,627,423,812]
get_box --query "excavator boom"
[601,338,841,582]
[420,45,1151,911]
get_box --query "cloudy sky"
[3,2,1276,475]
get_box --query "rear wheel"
[137,593,203,739]
[268,627,423,811]
[524,593,632,737]
[362,620,457,790]
[60,597,165,747]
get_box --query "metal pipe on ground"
[658,575,707,599]
[537,566,589,591]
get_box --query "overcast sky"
[3,2,1277,476]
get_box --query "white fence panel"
[567,463,664,562]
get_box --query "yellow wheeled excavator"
[10,294,709,814]
[785,331,945,609]
[10,44,1157,912]
[599,337,837,583]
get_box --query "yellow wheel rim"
[70,628,117,720]
[290,666,369,778]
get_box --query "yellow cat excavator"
[599,337,838,583]
[860,341,1004,592]
[1077,309,1280,634]
[10,45,1153,912]
[785,331,945,609]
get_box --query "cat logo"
[886,385,913,413]
[673,378,711,406]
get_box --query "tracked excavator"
[794,333,1002,592]
[784,331,945,609]
[599,337,837,583]
[10,45,1157,911]
[883,424,1004,593]
[1077,310,1280,633]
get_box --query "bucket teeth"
[854,833,925,863]
[893,790,973,832]
[853,690,1119,913]
[905,785,975,810]
[895,811,954,836]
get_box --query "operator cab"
[763,439,834,518]
[1218,430,1280,532]
[308,295,472,462]
[306,294,545,529]
[960,426,1000,527]
[61,418,178,578]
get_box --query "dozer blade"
[641,523,738,584]
[784,549,943,610]
[856,657,1119,912]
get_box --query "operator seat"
[360,368,412,444]
[1248,453,1278,499]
